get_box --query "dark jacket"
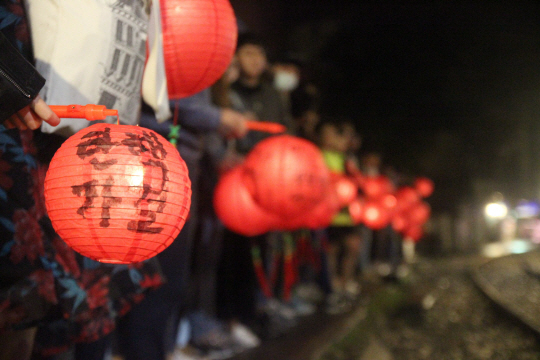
[0,31,44,123]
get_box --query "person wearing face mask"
[273,62,300,94]
[228,33,292,155]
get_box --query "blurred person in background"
[317,117,363,314]
[217,32,296,340]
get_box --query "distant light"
[485,202,508,219]
[515,201,540,219]
[509,239,531,254]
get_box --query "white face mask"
[273,71,299,92]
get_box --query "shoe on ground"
[230,321,260,349]
[325,292,352,315]
[169,345,208,360]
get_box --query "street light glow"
[484,202,508,219]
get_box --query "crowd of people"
[0,2,419,360]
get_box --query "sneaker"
[289,296,316,316]
[325,293,352,315]
[230,322,261,349]
[190,327,237,352]
[344,280,361,300]
[294,283,325,304]
[170,345,208,360]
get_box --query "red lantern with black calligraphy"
[214,167,279,236]
[414,177,434,198]
[281,188,341,230]
[243,135,331,218]
[44,123,191,264]
[161,0,238,99]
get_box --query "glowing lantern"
[404,225,424,242]
[243,135,330,218]
[298,189,341,230]
[332,175,358,207]
[362,200,390,230]
[362,175,394,199]
[395,186,420,212]
[380,193,397,211]
[161,0,238,99]
[348,198,365,225]
[414,177,434,198]
[391,212,408,233]
[213,167,279,236]
[409,201,431,225]
[44,124,191,264]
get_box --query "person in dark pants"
[116,91,248,360]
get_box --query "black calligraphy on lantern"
[122,130,169,234]
[76,127,120,170]
[71,127,169,234]
[71,176,122,228]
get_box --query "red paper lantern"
[44,124,191,264]
[409,201,431,225]
[404,225,424,242]
[414,177,434,198]
[332,175,358,207]
[243,135,331,218]
[395,186,420,212]
[214,167,279,236]
[277,187,341,231]
[161,0,238,99]
[348,197,365,225]
[380,193,397,210]
[391,212,408,233]
[362,175,394,199]
[362,200,391,230]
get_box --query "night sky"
[231,0,540,212]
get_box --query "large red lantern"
[414,177,434,198]
[213,167,279,236]
[289,189,341,230]
[243,135,331,218]
[44,124,191,264]
[161,0,238,99]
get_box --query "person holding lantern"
[317,117,363,314]
[116,83,249,360]
[215,32,302,339]
[0,1,173,359]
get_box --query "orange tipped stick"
[246,120,286,134]
[50,105,118,121]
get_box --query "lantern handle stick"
[50,105,118,121]
[246,120,287,134]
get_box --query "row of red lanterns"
[213,134,435,241]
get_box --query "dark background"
[230,0,540,214]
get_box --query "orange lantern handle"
[246,120,286,134]
[50,105,118,121]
